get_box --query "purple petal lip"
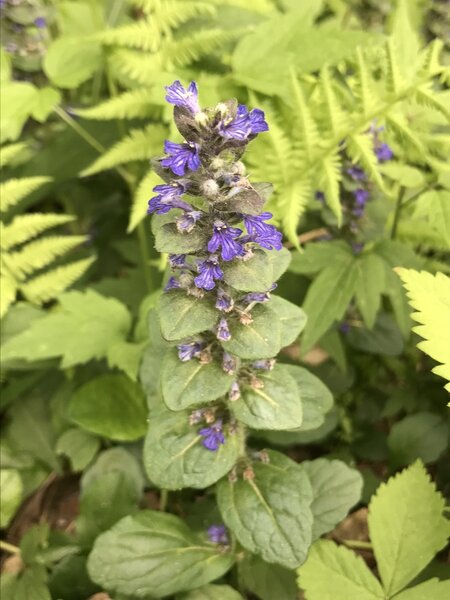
[161,140,201,176]
[165,80,200,114]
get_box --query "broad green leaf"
[354,254,386,329]
[0,290,131,368]
[0,81,38,143]
[81,447,144,497]
[284,365,333,431]
[347,313,404,356]
[44,37,102,89]
[159,291,217,342]
[224,303,281,359]
[379,163,425,188]
[144,410,241,490]
[368,461,449,596]
[269,295,307,346]
[414,190,450,249]
[302,255,358,350]
[30,87,61,123]
[87,511,235,598]
[177,584,244,599]
[140,339,165,411]
[161,349,233,411]
[238,554,298,600]
[106,340,147,381]
[69,374,147,441]
[387,412,448,467]
[393,579,450,600]
[301,459,363,539]
[289,241,351,275]
[217,450,313,568]
[222,248,291,291]
[0,565,51,600]
[396,269,450,391]
[49,555,99,600]
[297,539,384,600]
[0,469,23,527]
[152,213,206,254]
[55,428,100,471]
[231,364,302,430]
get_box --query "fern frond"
[131,0,216,29]
[163,29,242,68]
[128,170,162,233]
[1,214,75,250]
[208,0,274,13]
[418,39,444,78]
[75,88,162,121]
[108,50,163,86]
[0,176,52,213]
[0,142,28,169]
[347,133,387,192]
[355,47,380,117]
[279,178,311,248]
[0,271,17,318]
[289,72,319,162]
[81,124,166,176]
[414,85,450,122]
[385,39,406,95]
[319,150,342,225]
[21,257,95,304]
[319,66,348,139]
[385,113,429,160]
[95,21,162,52]
[4,235,87,279]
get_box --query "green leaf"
[414,190,450,250]
[387,412,448,467]
[238,553,298,600]
[269,295,307,346]
[153,218,207,253]
[44,37,102,89]
[0,176,52,214]
[1,565,52,600]
[81,447,144,497]
[225,304,281,359]
[128,170,162,233]
[217,450,313,569]
[1,290,131,368]
[177,584,244,600]
[355,254,386,328]
[161,349,233,411]
[347,313,404,356]
[289,241,351,275]
[297,539,384,600]
[0,81,37,143]
[396,269,450,391]
[231,364,302,430]
[301,459,363,539]
[368,461,449,596]
[69,374,147,442]
[302,255,358,350]
[144,410,241,490]
[87,511,235,598]
[284,365,333,431]
[48,555,99,600]
[55,428,100,471]
[30,87,61,123]
[222,248,291,291]
[106,340,146,382]
[393,579,450,600]
[379,163,425,188]
[159,291,217,342]
[0,469,23,527]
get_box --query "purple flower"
[216,288,234,312]
[207,524,228,544]
[248,108,269,134]
[165,80,200,114]
[176,210,203,233]
[218,105,268,140]
[161,140,201,176]
[244,283,277,304]
[194,255,223,291]
[242,212,283,251]
[353,188,369,207]
[147,182,191,215]
[208,220,245,261]
[34,16,46,28]
[375,143,393,162]
[222,352,237,375]
[164,276,181,291]
[169,254,187,268]
[229,381,241,401]
[347,165,366,181]
[178,341,204,362]
[217,318,231,342]
[252,359,275,370]
[199,421,225,451]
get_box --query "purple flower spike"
[178,341,204,362]
[248,108,268,134]
[216,288,234,312]
[161,140,201,176]
[34,17,46,28]
[207,524,229,544]
[222,352,237,375]
[165,80,200,114]
[375,143,394,162]
[147,182,191,215]
[245,283,276,304]
[353,188,369,207]
[242,212,283,251]
[169,254,187,268]
[164,276,181,291]
[199,421,225,451]
[218,104,251,140]
[347,165,366,181]
[176,210,203,233]
[194,255,223,291]
[217,318,231,342]
[208,220,245,261]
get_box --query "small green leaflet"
[222,247,291,291]
[158,291,217,342]
[224,303,281,359]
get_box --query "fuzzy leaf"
[152,213,206,253]
[238,554,298,600]
[224,304,281,359]
[222,248,291,292]
[177,584,244,600]
[158,291,217,342]
[56,428,100,472]
[269,295,307,347]
[284,365,333,431]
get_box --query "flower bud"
[202,179,220,197]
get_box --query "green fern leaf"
[319,150,342,225]
[75,89,162,121]
[385,39,406,95]
[163,29,242,68]
[347,133,388,193]
[131,0,216,29]
[81,124,166,176]
[0,142,28,168]
[0,176,52,213]
[386,113,429,161]
[290,72,319,162]
[0,271,17,318]
[4,235,88,279]
[108,50,163,86]
[1,214,75,250]
[418,39,444,78]
[280,177,311,249]
[396,269,450,392]
[414,85,450,122]
[209,0,274,13]
[355,47,380,117]
[95,21,162,52]
[320,66,348,139]
[128,170,163,233]
[21,257,95,304]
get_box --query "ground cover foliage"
[0,0,449,598]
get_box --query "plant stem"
[390,186,406,240]
[159,489,169,511]
[0,540,20,554]
[54,106,105,154]
[342,539,373,550]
